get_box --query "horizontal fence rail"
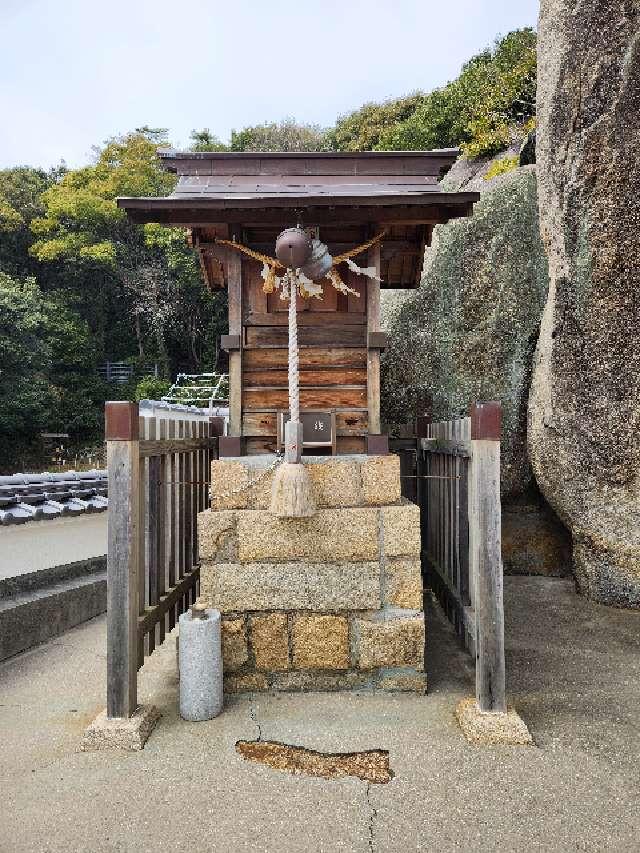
[105,401,219,719]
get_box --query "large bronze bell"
[275,227,313,269]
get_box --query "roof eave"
[117,190,479,213]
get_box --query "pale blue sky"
[0,0,539,169]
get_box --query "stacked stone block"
[197,455,426,693]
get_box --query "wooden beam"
[105,401,140,719]
[221,334,241,350]
[138,567,200,636]
[469,401,506,713]
[124,203,474,228]
[226,248,243,438]
[367,244,381,436]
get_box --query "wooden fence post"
[469,401,506,713]
[106,401,140,719]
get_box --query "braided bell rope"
[288,274,300,424]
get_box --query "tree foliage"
[328,93,426,152]
[332,29,536,158]
[0,131,228,466]
[189,128,228,152]
[0,272,105,443]
[29,131,226,379]
[230,119,329,152]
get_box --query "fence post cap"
[469,401,501,440]
[105,401,139,441]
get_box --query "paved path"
[0,514,107,580]
[1,577,639,852]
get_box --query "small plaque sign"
[277,411,335,450]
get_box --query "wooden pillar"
[469,401,506,713]
[227,248,243,440]
[105,401,140,719]
[366,242,382,450]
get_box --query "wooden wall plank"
[245,325,366,348]
[243,387,367,410]
[243,347,367,369]
[336,436,366,454]
[242,409,368,438]
[245,437,277,455]
[245,311,366,327]
[243,368,367,388]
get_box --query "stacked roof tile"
[0,471,107,525]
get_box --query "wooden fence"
[405,401,506,714]
[105,401,219,719]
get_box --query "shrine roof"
[117,149,479,225]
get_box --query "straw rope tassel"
[269,272,316,517]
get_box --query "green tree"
[0,166,64,278]
[328,30,536,159]
[30,131,181,373]
[230,119,329,152]
[0,273,53,439]
[30,130,227,378]
[189,128,228,151]
[378,30,536,157]
[328,93,425,152]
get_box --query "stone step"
[0,559,106,661]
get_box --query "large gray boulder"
[382,158,548,499]
[530,1,640,605]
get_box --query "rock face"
[530,1,640,605]
[382,157,549,498]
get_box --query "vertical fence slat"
[191,420,197,579]
[177,419,185,617]
[184,420,193,585]
[167,419,177,632]
[138,414,149,666]
[459,457,470,607]
[147,418,159,657]
[157,418,167,646]
[106,402,140,719]
[470,401,506,714]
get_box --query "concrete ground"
[1,577,639,853]
[0,513,107,580]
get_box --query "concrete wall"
[0,513,107,581]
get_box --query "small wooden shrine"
[119,150,478,456]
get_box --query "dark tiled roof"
[117,149,479,218]
[0,471,107,525]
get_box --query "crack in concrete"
[249,697,262,741]
[365,783,377,853]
